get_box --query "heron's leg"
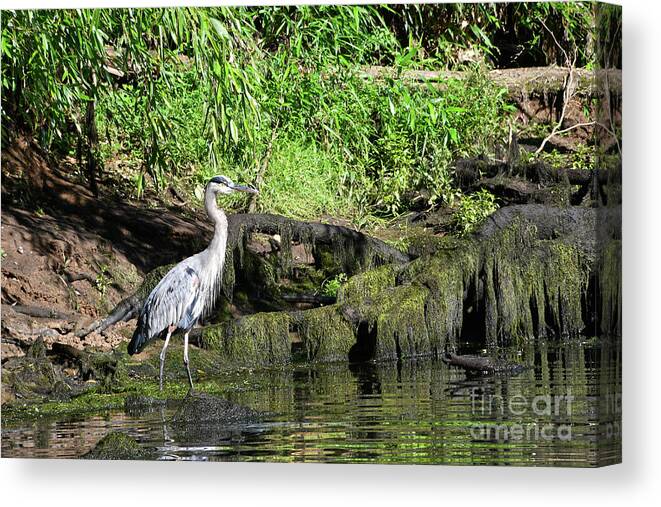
[159,326,174,391]
[183,331,194,391]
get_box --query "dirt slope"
[1,136,209,359]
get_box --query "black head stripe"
[209,175,233,187]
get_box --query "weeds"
[320,273,348,298]
[95,265,111,296]
[453,189,499,235]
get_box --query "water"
[1,341,621,466]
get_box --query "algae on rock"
[193,220,596,367]
[198,311,291,367]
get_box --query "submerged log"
[442,353,525,374]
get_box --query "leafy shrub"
[320,273,348,298]
[453,189,499,235]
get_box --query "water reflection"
[1,341,621,466]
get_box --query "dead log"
[74,294,141,338]
[454,158,607,189]
[359,66,621,96]
[228,213,411,266]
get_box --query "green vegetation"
[320,273,347,298]
[453,188,499,235]
[2,3,597,223]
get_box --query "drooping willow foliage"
[1,3,596,207]
[1,7,264,190]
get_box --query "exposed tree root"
[2,304,77,322]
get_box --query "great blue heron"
[127,175,258,390]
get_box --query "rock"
[169,392,264,443]
[2,338,73,400]
[83,432,151,460]
[172,392,262,425]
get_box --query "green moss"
[295,305,356,362]
[365,284,434,360]
[199,312,291,367]
[406,234,462,258]
[337,264,399,303]
[83,431,151,460]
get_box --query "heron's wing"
[140,262,203,338]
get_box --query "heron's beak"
[231,183,259,194]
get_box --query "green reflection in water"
[1,341,621,466]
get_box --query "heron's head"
[207,175,258,195]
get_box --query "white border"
[2,1,660,506]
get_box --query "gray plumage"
[128,175,257,390]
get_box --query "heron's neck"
[205,189,228,261]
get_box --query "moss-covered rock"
[295,305,356,362]
[1,338,73,401]
[83,432,151,460]
[198,311,291,367]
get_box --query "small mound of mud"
[172,392,262,425]
[83,431,152,460]
[168,392,264,444]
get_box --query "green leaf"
[209,17,230,40]
[229,118,238,144]
[388,97,396,116]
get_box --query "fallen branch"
[75,294,140,338]
[63,271,97,285]
[534,26,578,156]
[228,213,411,266]
[358,65,621,95]
[2,304,76,321]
